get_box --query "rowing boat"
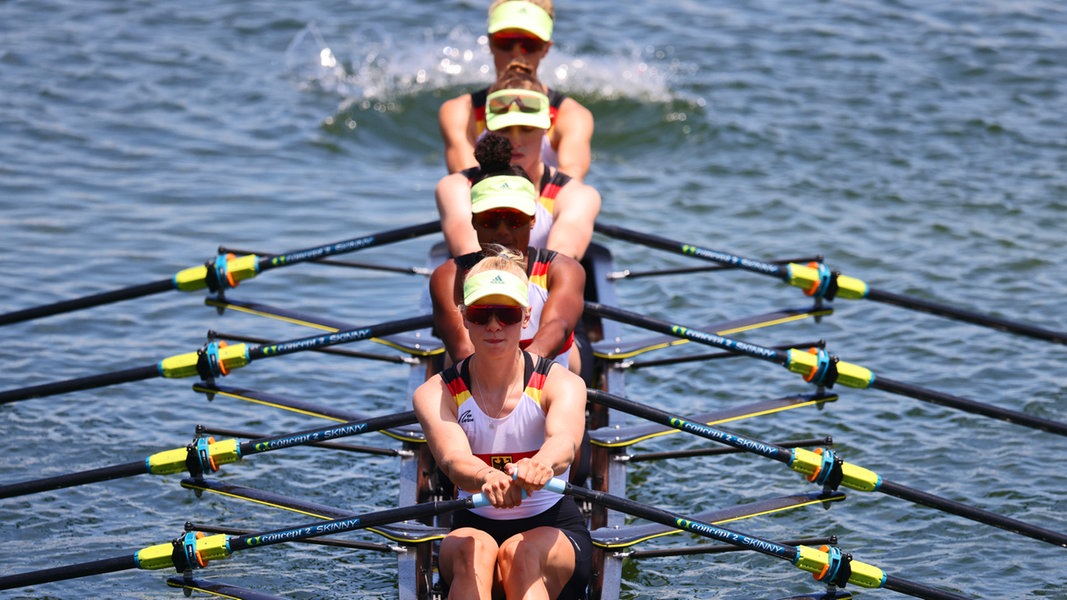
[167,239,852,600]
[1,221,1065,599]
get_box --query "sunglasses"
[486,90,547,116]
[465,304,525,326]
[473,210,532,231]
[489,33,545,54]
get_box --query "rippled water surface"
[2,1,1065,598]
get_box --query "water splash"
[283,22,682,108]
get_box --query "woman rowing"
[413,252,592,600]
[439,0,594,181]
[436,60,601,262]
[431,133,586,374]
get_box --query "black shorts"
[451,496,592,599]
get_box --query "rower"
[438,0,594,181]
[414,253,592,600]
[431,133,586,376]
[436,61,601,262]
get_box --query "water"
[2,1,1065,598]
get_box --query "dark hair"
[473,132,531,184]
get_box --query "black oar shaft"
[245,315,432,361]
[588,389,794,464]
[0,279,175,326]
[211,331,412,364]
[198,427,398,456]
[594,222,789,279]
[564,482,968,600]
[596,222,1066,346]
[253,220,440,275]
[0,461,146,499]
[609,256,819,280]
[0,555,136,590]
[878,480,1067,548]
[228,498,471,552]
[867,288,1067,345]
[237,411,418,457]
[883,576,971,600]
[584,302,790,366]
[873,376,1067,437]
[591,389,1067,549]
[629,438,830,463]
[0,364,159,404]
[0,314,432,405]
[222,246,426,276]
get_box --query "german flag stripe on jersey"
[527,247,554,290]
[445,371,472,407]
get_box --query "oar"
[594,222,1067,345]
[585,302,1067,437]
[0,411,417,499]
[589,389,1067,549]
[0,491,488,590]
[219,245,431,276]
[166,575,291,600]
[607,255,821,280]
[209,331,419,365]
[0,314,432,404]
[558,480,967,600]
[195,426,402,457]
[621,340,825,370]
[0,220,440,326]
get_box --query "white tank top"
[452,356,567,519]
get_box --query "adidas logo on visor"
[490,275,506,284]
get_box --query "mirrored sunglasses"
[489,33,545,54]
[465,304,525,326]
[487,90,547,116]
[473,210,532,231]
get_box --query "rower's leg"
[440,528,499,600]
[496,527,576,600]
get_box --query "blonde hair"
[489,59,544,94]
[467,244,528,283]
[488,0,555,20]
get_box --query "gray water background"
[1,1,1065,598]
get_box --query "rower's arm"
[523,255,585,361]
[551,97,594,182]
[545,181,602,260]
[535,365,587,475]
[435,172,482,258]
[429,260,475,363]
[413,375,485,493]
[439,94,479,174]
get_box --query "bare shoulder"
[436,170,470,192]
[439,93,473,123]
[557,178,602,211]
[413,373,448,411]
[544,361,586,399]
[557,96,593,124]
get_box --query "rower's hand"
[506,458,553,496]
[481,468,524,508]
